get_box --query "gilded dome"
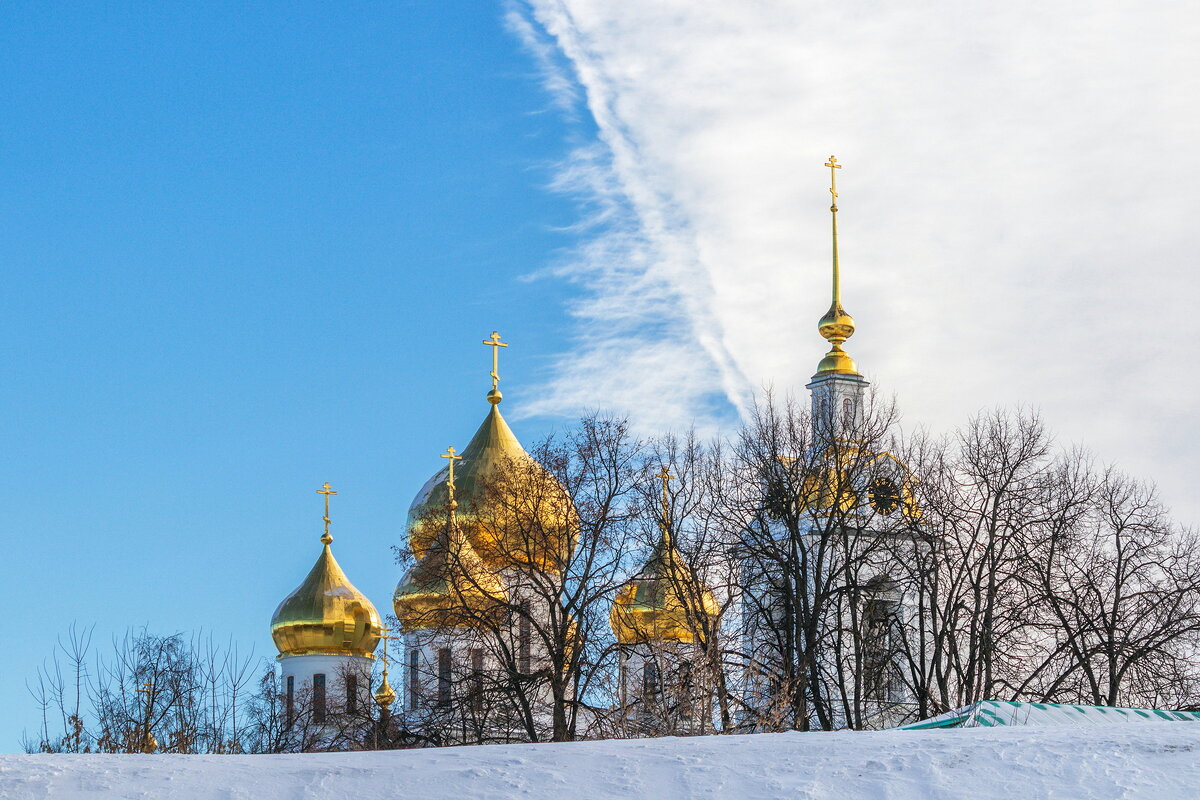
[610,532,719,646]
[394,508,507,631]
[374,671,397,710]
[815,300,859,376]
[407,403,578,573]
[271,533,382,658]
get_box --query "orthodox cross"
[482,331,508,394]
[825,155,843,302]
[316,482,337,539]
[825,155,841,210]
[656,466,674,532]
[378,626,401,669]
[441,446,462,502]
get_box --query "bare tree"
[26,407,1200,750]
[24,627,262,754]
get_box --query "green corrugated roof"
[899,701,1200,730]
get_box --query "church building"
[268,156,921,740]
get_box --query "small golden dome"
[407,403,578,573]
[610,534,718,646]
[271,534,382,658]
[374,671,397,709]
[815,300,859,376]
[394,511,508,631]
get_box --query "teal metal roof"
[900,701,1200,730]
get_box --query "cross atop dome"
[482,330,508,404]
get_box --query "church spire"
[815,155,860,377]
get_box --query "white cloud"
[514,1,1200,523]
[503,2,581,115]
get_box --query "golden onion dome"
[271,532,383,658]
[394,507,508,631]
[815,300,859,376]
[610,532,719,646]
[374,670,397,710]
[407,402,578,573]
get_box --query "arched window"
[518,601,532,673]
[313,673,326,723]
[408,650,419,710]
[470,648,485,713]
[345,674,358,715]
[861,582,902,703]
[437,648,452,707]
[842,397,855,428]
[643,661,660,698]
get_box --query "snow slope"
[2,724,1196,800]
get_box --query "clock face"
[868,477,900,515]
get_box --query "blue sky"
[5,0,1198,751]
[0,2,615,749]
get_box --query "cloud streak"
[514,1,1200,522]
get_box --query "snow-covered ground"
[2,724,1196,800]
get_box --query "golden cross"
[656,466,673,529]
[316,482,337,538]
[136,681,154,716]
[825,155,841,209]
[482,331,508,393]
[378,626,401,668]
[441,446,462,501]
[825,155,844,303]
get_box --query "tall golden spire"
[815,155,860,377]
[482,331,508,405]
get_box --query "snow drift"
[2,723,1197,800]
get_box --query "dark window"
[643,661,660,699]
[313,674,327,723]
[470,648,484,713]
[518,602,532,674]
[345,674,358,715]
[286,675,295,726]
[437,648,452,707]
[842,397,855,427]
[618,655,628,707]
[408,650,419,711]
[863,596,901,702]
